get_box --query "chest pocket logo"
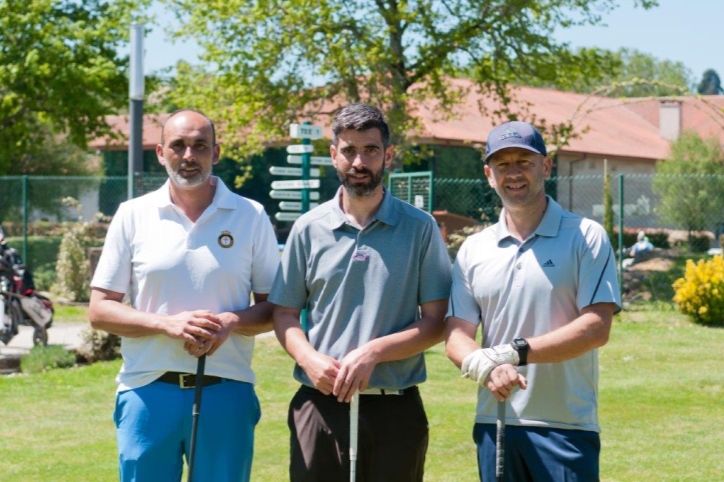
[218,230,234,248]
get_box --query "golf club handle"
[496,400,506,482]
[350,392,360,482]
[187,354,207,482]
[192,355,207,415]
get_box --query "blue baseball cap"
[483,121,547,163]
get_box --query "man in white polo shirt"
[445,121,620,481]
[270,103,451,481]
[88,109,279,481]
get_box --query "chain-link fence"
[0,175,167,226]
[2,172,724,252]
[434,173,724,239]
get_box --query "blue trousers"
[114,379,260,481]
[474,423,600,482]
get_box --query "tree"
[521,47,693,97]
[697,69,723,95]
[652,132,724,248]
[0,0,137,175]
[158,0,657,166]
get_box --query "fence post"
[618,174,624,298]
[429,172,435,212]
[22,175,28,261]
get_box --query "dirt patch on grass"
[621,249,682,303]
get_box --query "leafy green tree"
[652,132,724,248]
[697,69,723,95]
[158,0,657,167]
[522,47,693,97]
[0,0,138,175]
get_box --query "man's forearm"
[88,298,167,338]
[231,300,275,336]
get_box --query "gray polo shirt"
[448,196,621,432]
[269,187,452,390]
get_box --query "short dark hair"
[331,103,390,147]
[161,108,216,146]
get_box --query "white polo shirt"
[91,177,280,391]
[448,197,620,432]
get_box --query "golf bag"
[0,243,54,346]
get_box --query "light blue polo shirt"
[448,196,621,432]
[269,188,452,390]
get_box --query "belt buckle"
[179,374,195,389]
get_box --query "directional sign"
[287,155,334,166]
[290,124,323,140]
[269,166,320,177]
[279,201,319,211]
[275,212,301,222]
[286,144,314,154]
[270,190,320,200]
[271,179,320,190]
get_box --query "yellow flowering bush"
[672,256,724,326]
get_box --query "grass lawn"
[1,304,722,481]
[52,303,89,324]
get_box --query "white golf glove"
[461,344,520,386]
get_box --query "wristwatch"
[512,338,529,366]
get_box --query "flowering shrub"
[672,256,724,326]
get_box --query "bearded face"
[163,159,212,188]
[337,164,386,198]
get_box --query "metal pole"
[301,121,311,213]
[22,175,28,262]
[618,174,625,296]
[128,22,145,200]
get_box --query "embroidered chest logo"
[218,230,234,248]
[352,252,369,262]
[542,259,555,268]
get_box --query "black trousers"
[289,385,429,482]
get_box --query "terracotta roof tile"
[89,81,724,162]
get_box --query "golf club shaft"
[496,400,506,482]
[350,392,359,482]
[187,354,206,482]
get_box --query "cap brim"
[484,144,545,164]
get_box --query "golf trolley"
[0,244,54,347]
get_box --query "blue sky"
[141,1,722,85]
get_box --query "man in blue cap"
[445,121,621,481]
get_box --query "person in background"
[629,230,654,263]
[269,103,452,482]
[445,121,620,481]
[88,109,280,481]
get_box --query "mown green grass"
[52,303,89,324]
[1,306,722,481]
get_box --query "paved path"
[0,322,87,357]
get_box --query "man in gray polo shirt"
[269,103,451,482]
[445,121,620,481]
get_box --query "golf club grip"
[192,355,206,415]
[187,355,207,482]
[496,400,506,482]
[350,392,360,482]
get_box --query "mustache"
[344,167,372,176]
[178,161,200,169]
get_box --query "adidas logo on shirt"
[542,259,555,268]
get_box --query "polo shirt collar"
[329,186,399,229]
[495,195,563,242]
[150,176,236,210]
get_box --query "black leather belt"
[156,371,225,389]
